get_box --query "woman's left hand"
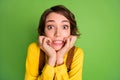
[56,36,77,65]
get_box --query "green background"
[0,0,120,80]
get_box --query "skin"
[38,12,77,67]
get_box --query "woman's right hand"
[38,36,56,66]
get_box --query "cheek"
[44,29,49,36]
[44,29,54,38]
[62,30,70,37]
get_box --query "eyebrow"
[46,20,69,23]
[46,20,54,23]
[62,20,69,22]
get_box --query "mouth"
[52,40,64,46]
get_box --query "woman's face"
[44,12,70,51]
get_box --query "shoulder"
[27,42,40,58]
[27,42,40,52]
[70,46,84,70]
[28,42,39,49]
[74,46,84,57]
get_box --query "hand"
[38,36,56,66]
[56,36,77,65]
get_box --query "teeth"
[53,40,62,44]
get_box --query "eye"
[63,25,69,30]
[47,25,54,30]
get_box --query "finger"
[62,37,70,51]
[46,37,52,46]
[43,37,52,46]
[38,36,45,43]
[69,36,77,48]
[42,37,56,57]
[41,37,50,53]
[38,36,46,51]
[38,36,45,45]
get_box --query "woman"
[25,5,84,80]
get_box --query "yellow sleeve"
[54,63,69,80]
[38,64,55,80]
[24,43,55,80]
[69,47,84,80]
[54,47,84,80]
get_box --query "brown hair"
[38,5,80,37]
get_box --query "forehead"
[46,12,69,23]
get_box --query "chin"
[53,46,63,51]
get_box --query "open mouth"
[52,40,64,46]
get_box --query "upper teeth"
[53,40,62,43]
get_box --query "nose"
[55,28,61,37]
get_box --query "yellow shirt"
[24,42,84,80]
